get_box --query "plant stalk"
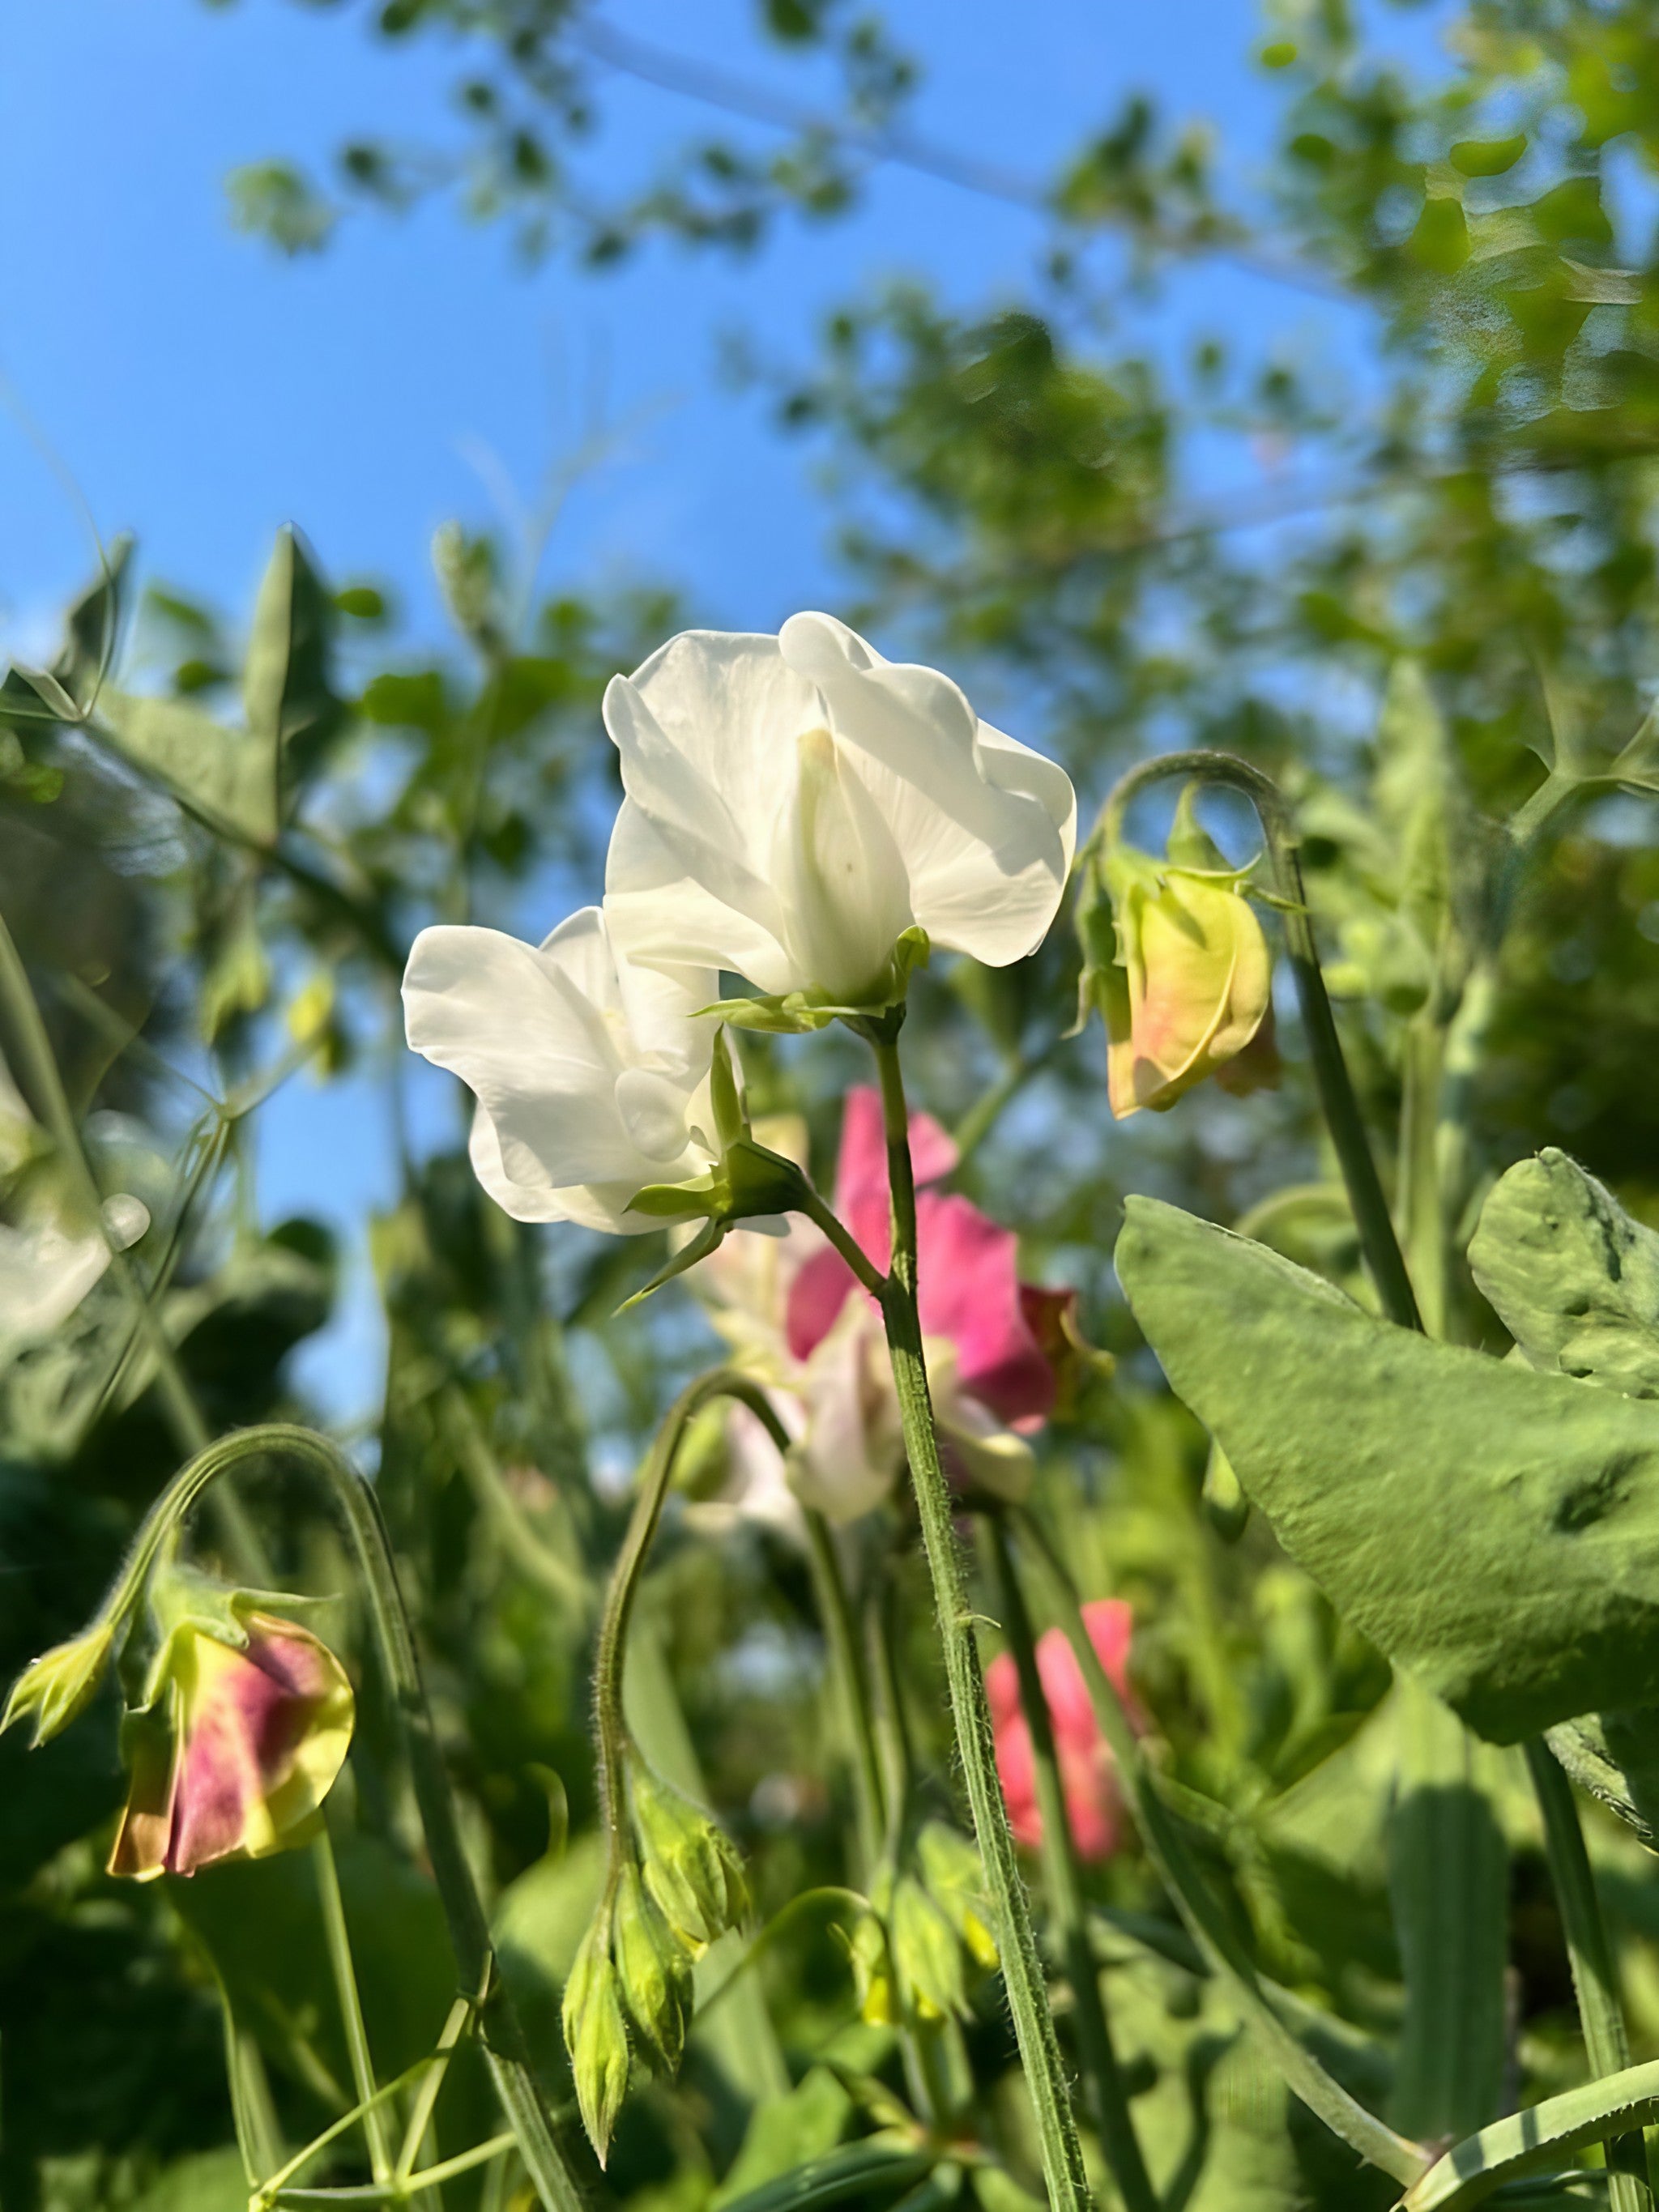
[312,1828,397,2185]
[864,1023,1091,2212]
[1525,1741,1654,2209]
[981,1518,1157,2212]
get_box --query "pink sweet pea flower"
[109,1611,355,1882]
[786,1087,1060,1430]
[986,1600,1136,1864]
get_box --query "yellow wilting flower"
[1081,785,1275,1119]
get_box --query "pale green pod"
[562,1917,631,2165]
[613,1862,693,2073]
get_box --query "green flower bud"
[562,1918,631,2166]
[629,1762,748,1950]
[889,1872,967,2022]
[915,1820,999,1971]
[2,1617,117,1747]
[846,1910,893,2027]
[612,1862,693,2073]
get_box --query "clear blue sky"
[0,0,1447,1412]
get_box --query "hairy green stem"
[1100,751,1422,1332]
[1525,1741,1654,2209]
[981,1519,1157,2212]
[1016,1509,1428,2188]
[863,1022,1091,2212]
[313,1829,397,2184]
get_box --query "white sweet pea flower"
[0,1199,150,1355]
[603,615,1077,1004]
[0,1049,150,1362]
[402,905,723,1234]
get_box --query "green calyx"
[699,926,931,1036]
[628,1758,748,1951]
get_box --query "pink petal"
[168,1624,339,1875]
[832,1087,959,1272]
[786,1244,860,1360]
[1059,1742,1121,1864]
[992,1711,1043,1850]
[915,1194,1054,1429]
[985,1647,1022,1728]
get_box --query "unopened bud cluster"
[848,1821,998,2028]
[563,1758,749,2163]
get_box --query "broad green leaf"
[243,525,342,811]
[1469,1149,1659,1399]
[1387,1677,1507,2141]
[1401,2056,1659,2209]
[1115,1196,1659,1742]
[96,691,279,846]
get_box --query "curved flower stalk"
[109,1581,354,1880]
[403,902,725,1233]
[603,615,1077,1019]
[687,1088,1089,1526]
[987,1596,1137,1862]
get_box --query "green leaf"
[1449,134,1527,177]
[1401,2056,1659,2210]
[712,2069,855,2210]
[1115,1197,1659,1743]
[52,538,132,714]
[1387,1677,1508,2141]
[96,691,279,846]
[1546,1707,1659,1852]
[244,525,342,811]
[714,2142,935,2212]
[1469,1149,1659,1399]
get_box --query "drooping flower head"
[109,1596,354,1882]
[603,616,1077,1010]
[987,1599,1137,1864]
[1079,783,1276,1120]
[403,904,723,1233]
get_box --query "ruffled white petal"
[778,613,1075,970]
[403,906,719,1234]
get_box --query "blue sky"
[1,0,1447,1412]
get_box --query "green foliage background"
[12,2,1659,2206]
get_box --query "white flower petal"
[403,906,719,1233]
[0,1215,113,1350]
[778,612,1076,970]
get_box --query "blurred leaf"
[243,525,343,809]
[1386,1677,1506,2142]
[713,2069,854,2211]
[96,693,277,847]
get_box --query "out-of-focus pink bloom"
[786,1087,1060,1430]
[986,1600,1136,1864]
[109,1612,355,1882]
[691,1090,1085,1526]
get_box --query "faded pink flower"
[690,1090,1086,1525]
[986,1600,1136,1864]
[109,1612,354,1882]
[786,1086,1068,1431]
